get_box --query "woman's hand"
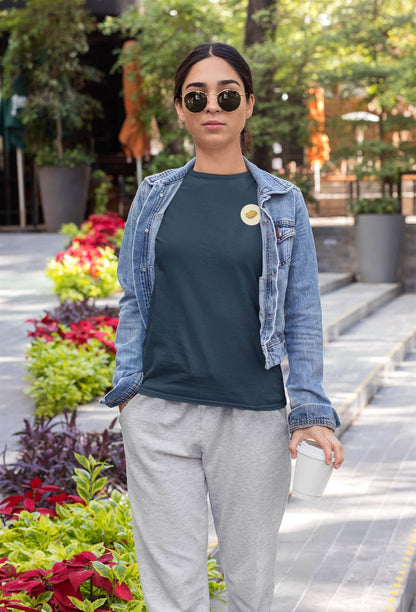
[119,401,128,413]
[289,425,344,469]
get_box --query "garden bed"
[0,451,226,611]
[25,213,125,419]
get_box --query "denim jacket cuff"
[288,403,341,434]
[100,372,143,408]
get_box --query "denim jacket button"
[144,228,149,233]
[141,267,146,272]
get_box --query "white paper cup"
[292,440,335,501]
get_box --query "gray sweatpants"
[119,394,291,612]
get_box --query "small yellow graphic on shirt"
[240,204,260,226]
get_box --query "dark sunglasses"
[181,89,248,113]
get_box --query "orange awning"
[307,86,330,167]
[119,40,151,160]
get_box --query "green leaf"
[91,477,108,495]
[92,560,113,579]
[68,596,88,611]
[74,453,91,471]
[113,563,128,582]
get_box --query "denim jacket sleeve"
[100,183,149,408]
[284,189,341,434]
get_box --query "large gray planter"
[37,165,91,232]
[356,214,405,283]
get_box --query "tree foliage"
[100,0,242,173]
[3,0,413,180]
[0,0,101,160]
[315,0,416,187]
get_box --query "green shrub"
[35,146,95,168]
[59,222,80,245]
[350,196,401,216]
[26,338,114,418]
[91,170,113,215]
[45,246,121,302]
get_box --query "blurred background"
[1,0,415,226]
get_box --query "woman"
[103,42,344,612]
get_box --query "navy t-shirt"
[139,169,286,410]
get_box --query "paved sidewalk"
[0,233,66,457]
[273,350,416,611]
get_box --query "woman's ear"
[246,93,255,120]
[175,98,185,124]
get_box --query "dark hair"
[174,43,254,154]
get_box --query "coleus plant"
[24,307,119,417]
[45,244,121,302]
[0,456,134,611]
[26,313,118,353]
[60,213,125,251]
[0,454,225,610]
[0,478,84,521]
[0,551,133,611]
[47,212,125,302]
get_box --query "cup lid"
[297,439,335,462]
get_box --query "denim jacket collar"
[146,156,293,197]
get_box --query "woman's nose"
[205,93,220,112]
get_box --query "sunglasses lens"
[218,89,241,111]
[184,91,207,112]
[182,90,243,112]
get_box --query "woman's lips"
[202,121,225,130]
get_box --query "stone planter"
[37,165,91,232]
[356,214,405,283]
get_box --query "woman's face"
[175,56,255,154]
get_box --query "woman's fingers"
[289,425,344,469]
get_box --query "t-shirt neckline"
[189,169,250,180]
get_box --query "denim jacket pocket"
[274,221,296,267]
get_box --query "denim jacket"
[102,157,340,434]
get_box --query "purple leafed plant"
[0,412,126,496]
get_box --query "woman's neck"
[193,145,247,175]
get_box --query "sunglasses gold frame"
[181,89,249,113]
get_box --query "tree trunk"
[244,0,277,171]
[55,102,64,160]
[244,0,276,46]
